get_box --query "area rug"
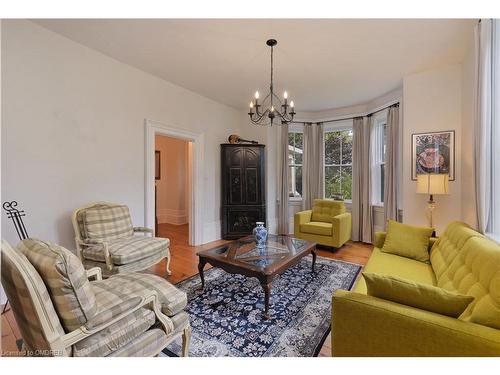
[162,256,361,357]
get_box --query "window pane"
[295,133,303,152]
[295,132,303,165]
[341,166,352,200]
[382,124,387,163]
[325,132,341,165]
[380,164,385,203]
[288,165,294,197]
[295,166,303,197]
[325,166,341,198]
[341,130,353,165]
[288,133,295,165]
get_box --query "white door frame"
[144,119,204,246]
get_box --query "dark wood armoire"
[221,144,266,240]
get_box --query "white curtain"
[352,116,373,242]
[384,105,400,225]
[278,124,290,234]
[302,122,325,210]
[474,19,493,234]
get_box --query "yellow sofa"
[294,199,351,249]
[331,221,500,356]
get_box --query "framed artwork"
[411,130,455,180]
[155,150,161,180]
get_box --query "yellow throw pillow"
[363,272,474,318]
[469,296,500,329]
[381,220,434,263]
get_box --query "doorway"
[155,134,190,244]
[144,119,204,246]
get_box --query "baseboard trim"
[157,208,188,225]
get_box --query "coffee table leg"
[198,259,206,289]
[311,247,317,272]
[261,281,271,320]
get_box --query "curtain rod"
[291,101,399,125]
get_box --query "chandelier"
[248,39,295,126]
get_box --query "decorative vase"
[253,222,268,248]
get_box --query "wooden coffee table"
[197,234,317,319]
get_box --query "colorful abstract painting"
[411,130,455,180]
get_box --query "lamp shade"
[416,174,449,195]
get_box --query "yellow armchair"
[294,199,352,248]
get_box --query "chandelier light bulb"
[284,91,288,99]
[250,101,254,108]
[271,106,275,112]
[255,91,260,99]
[290,100,294,108]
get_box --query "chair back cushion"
[1,241,68,354]
[83,204,134,241]
[311,199,346,223]
[18,239,97,332]
[430,221,500,329]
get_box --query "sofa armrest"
[81,239,113,271]
[332,290,500,356]
[62,291,175,349]
[295,210,312,225]
[294,210,312,236]
[373,231,386,248]
[332,213,351,246]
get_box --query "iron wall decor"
[411,130,455,181]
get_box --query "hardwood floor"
[0,223,372,357]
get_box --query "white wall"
[402,64,463,234]
[1,20,243,249]
[155,135,189,225]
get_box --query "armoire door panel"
[221,144,266,239]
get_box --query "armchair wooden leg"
[181,325,191,357]
[166,252,172,276]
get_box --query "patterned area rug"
[163,256,361,357]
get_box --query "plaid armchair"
[72,202,171,277]
[1,239,190,357]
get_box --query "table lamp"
[416,173,449,228]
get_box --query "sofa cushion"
[311,199,345,223]
[108,328,168,357]
[363,272,474,318]
[353,247,436,294]
[382,220,434,263]
[82,249,168,277]
[91,273,187,317]
[430,223,500,328]
[18,239,97,332]
[82,236,169,265]
[83,204,134,241]
[73,307,155,357]
[300,222,333,236]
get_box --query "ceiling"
[33,19,475,112]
